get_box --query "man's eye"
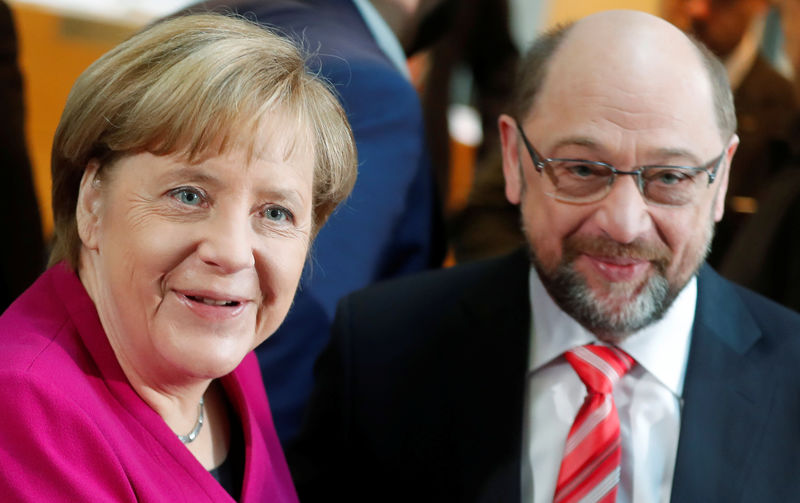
[563,163,605,178]
[169,188,206,206]
[571,164,594,177]
[651,169,692,186]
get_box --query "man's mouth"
[563,234,672,272]
[582,254,651,283]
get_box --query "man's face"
[499,24,737,340]
[665,0,764,58]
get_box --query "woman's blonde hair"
[49,13,357,269]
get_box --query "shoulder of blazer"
[695,264,800,348]
[343,248,530,319]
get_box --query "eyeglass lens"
[543,161,708,206]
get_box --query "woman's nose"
[196,210,255,273]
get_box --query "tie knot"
[565,345,634,394]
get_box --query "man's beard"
[529,230,712,342]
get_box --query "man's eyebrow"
[549,137,706,166]
[550,136,600,152]
[647,147,703,166]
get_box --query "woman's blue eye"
[173,189,203,206]
[264,207,292,222]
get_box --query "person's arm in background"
[0,1,45,312]
[259,49,438,442]
[235,0,439,443]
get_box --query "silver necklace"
[178,397,204,444]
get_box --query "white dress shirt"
[521,267,697,503]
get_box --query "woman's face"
[77,129,314,384]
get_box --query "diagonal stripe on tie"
[553,344,634,503]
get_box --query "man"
[182,0,449,442]
[288,10,800,502]
[664,0,799,266]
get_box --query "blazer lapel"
[440,249,532,502]
[670,265,775,502]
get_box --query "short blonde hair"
[50,13,357,269]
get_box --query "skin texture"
[499,10,738,340]
[75,117,314,464]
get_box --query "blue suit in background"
[184,0,442,442]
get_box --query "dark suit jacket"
[288,249,800,502]
[184,0,441,442]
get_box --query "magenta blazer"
[0,263,299,502]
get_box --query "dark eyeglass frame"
[515,122,726,205]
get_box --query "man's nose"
[196,210,255,273]
[592,174,653,244]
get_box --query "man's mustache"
[562,234,672,271]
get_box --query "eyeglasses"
[515,122,726,206]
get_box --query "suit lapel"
[435,257,773,501]
[439,249,531,502]
[671,265,776,502]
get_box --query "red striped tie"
[553,345,635,503]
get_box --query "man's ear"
[713,134,739,222]
[498,114,523,205]
[76,159,104,251]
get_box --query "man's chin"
[535,258,673,338]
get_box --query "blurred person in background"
[415,0,526,263]
[182,0,450,444]
[716,0,800,311]
[0,13,356,501]
[664,0,799,267]
[0,0,45,312]
[419,0,518,201]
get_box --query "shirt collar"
[352,0,411,80]
[528,266,697,398]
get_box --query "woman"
[0,13,356,502]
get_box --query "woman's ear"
[76,159,104,251]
